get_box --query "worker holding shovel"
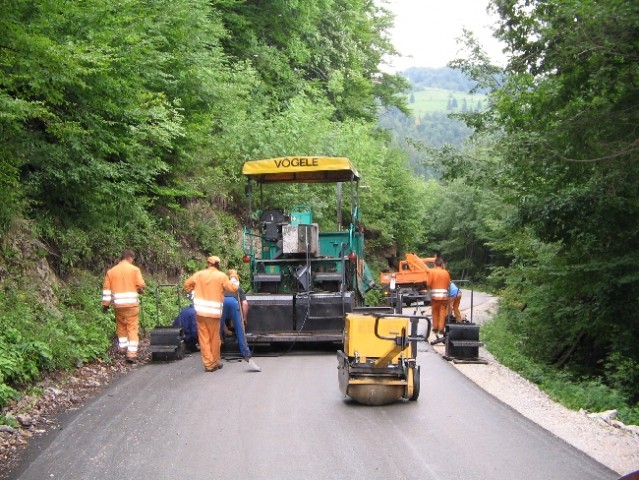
[183,256,239,373]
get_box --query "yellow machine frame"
[241,156,360,183]
[337,312,430,406]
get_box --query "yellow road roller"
[337,312,430,405]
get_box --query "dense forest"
[1,0,638,425]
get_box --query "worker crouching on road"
[220,287,251,361]
[172,294,199,352]
[102,249,146,363]
[183,256,239,372]
[427,257,451,336]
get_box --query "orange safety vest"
[102,260,146,308]
[183,267,239,318]
[427,267,451,300]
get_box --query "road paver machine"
[241,156,376,344]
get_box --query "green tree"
[216,0,410,121]
[0,0,262,271]
[464,0,639,398]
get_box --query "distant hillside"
[402,66,479,92]
[378,67,482,176]
[408,87,486,117]
[402,67,486,116]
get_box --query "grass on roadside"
[0,275,186,413]
[481,313,639,426]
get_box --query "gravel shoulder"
[435,296,639,477]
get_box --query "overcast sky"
[382,0,506,72]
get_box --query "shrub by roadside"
[481,313,639,426]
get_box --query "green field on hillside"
[408,87,486,116]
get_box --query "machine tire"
[409,365,420,401]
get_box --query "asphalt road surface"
[10,293,619,480]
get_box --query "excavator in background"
[379,253,437,307]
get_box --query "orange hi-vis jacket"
[183,267,239,318]
[427,266,451,300]
[102,260,146,308]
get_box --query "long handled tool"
[238,290,261,372]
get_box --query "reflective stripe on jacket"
[431,288,449,300]
[102,260,145,308]
[112,291,140,305]
[193,298,224,316]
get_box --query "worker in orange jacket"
[427,257,451,336]
[183,256,239,372]
[102,249,146,363]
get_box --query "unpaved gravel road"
[429,294,639,477]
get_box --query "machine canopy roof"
[241,156,360,183]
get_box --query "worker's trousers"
[448,293,462,322]
[430,298,448,333]
[196,314,222,370]
[114,306,139,359]
[220,296,251,358]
